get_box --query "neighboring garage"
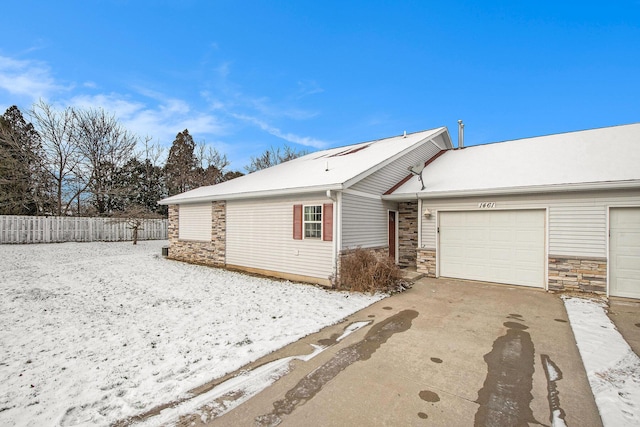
[610,207,640,299]
[438,210,545,287]
[385,123,640,298]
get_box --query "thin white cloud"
[232,113,327,149]
[0,55,66,100]
[68,93,226,144]
[295,80,324,99]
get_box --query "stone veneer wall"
[417,249,436,278]
[548,255,607,294]
[398,201,418,268]
[167,202,226,266]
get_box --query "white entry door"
[610,207,640,299]
[439,210,545,287]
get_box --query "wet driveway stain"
[419,390,440,402]
[555,319,568,323]
[503,321,529,330]
[474,320,537,426]
[382,306,393,310]
[255,310,418,426]
[418,411,428,419]
[430,357,443,364]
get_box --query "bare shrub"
[337,248,409,293]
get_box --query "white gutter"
[382,179,640,201]
[159,183,344,205]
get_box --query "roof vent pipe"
[457,120,465,148]
[403,130,407,138]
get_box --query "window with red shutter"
[323,203,333,241]
[293,205,302,240]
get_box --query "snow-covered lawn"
[563,297,640,426]
[0,240,383,426]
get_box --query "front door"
[389,211,396,260]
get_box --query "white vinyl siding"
[439,210,545,287]
[342,137,441,250]
[342,192,396,249]
[421,190,640,258]
[351,139,442,194]
[178,203,212,241]
[610,207,640,299]
[226,195,333,280]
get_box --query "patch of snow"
[137,321,372,426]
[0,241,384,426]
[563,297,640,426]
[551,409,568,427]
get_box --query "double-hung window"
[303,205,322,239]
[293,203,333,241]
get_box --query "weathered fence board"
[0,216,168,244]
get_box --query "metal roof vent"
[458,120,465,148]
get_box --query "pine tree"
[164,129,198,196]
[0,106,48,215]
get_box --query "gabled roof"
[160,127,451,204]
[386,123,640,199]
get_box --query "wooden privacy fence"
[0,215,168,244]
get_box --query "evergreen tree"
[0,106,48,215]
[164,129,198,196]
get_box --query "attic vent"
[328,144,371,157]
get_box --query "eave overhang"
[158,183,344,205]
[381,179,640,202]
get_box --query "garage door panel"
[439,210,545,288]
[610,208,640,299]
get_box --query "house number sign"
[478,202,496,209]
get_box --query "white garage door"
[439,210,545,287]
[610,207,640,299]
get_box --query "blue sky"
[1,1,639,170]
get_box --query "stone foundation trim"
[417,248,437,278]
[168,240,226,267]
[167,202,227,267]
[548,254,607,294]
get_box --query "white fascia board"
[382,180,640,201]
[342,128,448,190]
[158,184,344,205]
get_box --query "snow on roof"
[388,123,640,198]
[160,127,449,204]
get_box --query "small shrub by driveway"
[0,240,383,427]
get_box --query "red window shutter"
[293,204,302,240]
[323,203,333,241]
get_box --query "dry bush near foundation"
[337,248,409,294]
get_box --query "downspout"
[417,197,422,253]
[327,190,341,286]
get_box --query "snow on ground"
[563,297,640,426]
[0,240,384,427]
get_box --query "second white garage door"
[610,207,640,299]
[439,210,545,287]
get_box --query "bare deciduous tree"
[30,100,84,216]
[244,144,308,173]
[72,107,138,215]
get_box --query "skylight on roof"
[328,144,371,157]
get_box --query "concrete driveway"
[179,277,602,426]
